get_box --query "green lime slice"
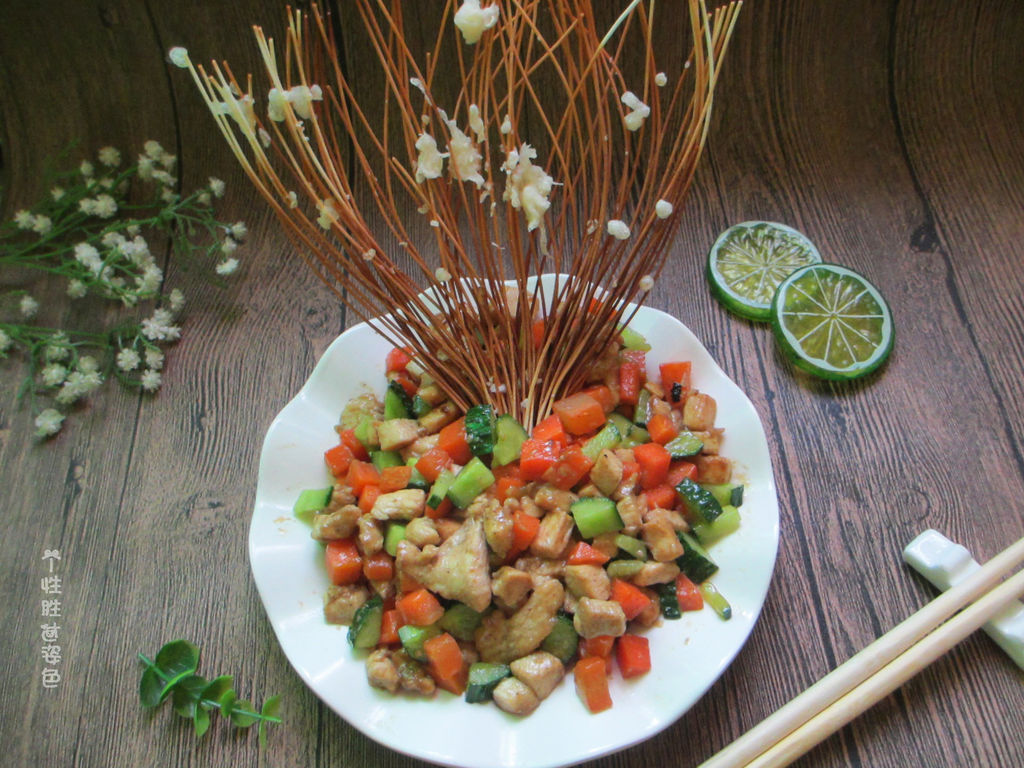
[707,221,822,321]
[771,263,893,380]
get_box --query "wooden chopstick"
[699,536,1024,768]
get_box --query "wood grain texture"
[0,1,1022,767]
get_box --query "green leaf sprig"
[138,640,281,746]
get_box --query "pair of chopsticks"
[700,536,1024,768]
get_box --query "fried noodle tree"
[172,0,740,428]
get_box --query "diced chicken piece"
[396,518,491,611]
[529,510,574,558]
[310,504,360,542]
[366,648,400,693]
[339,390,383,430]
[394,651,436,695]
[369,578,396,601]
[644,380,667,400]
[632,586,662,629]
[695,455,733,485]
[371,489,426,521]
[534,484,577,513]
[460,642,480,668]
[484,500,515,558]
[692,428,724,455]
[323,584,369,625]
[631,561,681,586]
[405,516,440,547]
[644,506,688,531]
[510,651,565,700]
[435,518,462,541]
[576,483,603,499]
[616,495,647,536]
[683,392,717,431]
[584,339,622,384]
[325,483,356,512]
[357,515,384,556]
[514,556,565,579]
[505,494,542,518]
[492,566,533,612]
[563,591,578,614]
[377,418,422,451]
[573,597,627,639]
[466,494,500,520]
[418,401,460,433]
[564,564,611,599]
[475,576,564,663]
[641,517,685,562]
[492,677,540,716]
[590,532,620,558]
[590,449,623,497]
[416,382,447,407]
[403,433,439,460]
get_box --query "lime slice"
[771,263,893,380]
[707,221,822,321]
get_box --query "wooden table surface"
[1,1,1022,767]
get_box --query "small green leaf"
[154,640,200,701]
[171,675,207,718]
[258,695,281,749]
[139,667,163,708]
[218,689,237,720]
[230,700,260,729]
[199,675,233,709]
[193,706,210,738]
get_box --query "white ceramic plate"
[250,290,779,768]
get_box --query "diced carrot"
[621,349,647,368]
[424,632,468,695]
[646,412,678,445]
[574,656,613,713]
[416,447,453,484]
[324,538,362,586]
[399,572,423,594]
[425,497,453,520]
[643,483,678,511]
[621,459,640,481]
[396,588,445,626]
[582,384,616,413]
[531,318,546,350]
[324,443,354,477]
[552,392,607,436]
[379,465,412,492]
[438,417,473,465]
[519,438,561,481]
[346,460,381,495]
[567,541,611,566]
[379,608,404,645]
[618,362,642,405]
[495,475,525,502]
[611,578,653,621]
[339,428,370,461]
[675,573,704,612]
[580,634,616,659]
[632,442,670,490]
[386,346,413,374]
[358,484,381,515]
[532,413,568,445]
[667,460,698,486]
[389,369,418,397]
[362,550,395,582]
[615,634,651,679]
[542,443,594,491]
[659,361,692,403]
[506,509,541,560]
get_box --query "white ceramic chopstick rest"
[903,529,1024,670]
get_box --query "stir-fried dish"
[293,330,743,715]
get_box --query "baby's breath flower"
[34,409,65,438]
[144,140,165,160]
[51,187,66,201]
[31,216,53,235]
[14,210,35,229]
[116,347,141,371]
[80,160,95,177]
[20,295,39,317]
[43,333,70,361]
[66,280,88,299]
[40,364,68,387]
[98,146,121,167]
[74,242,104,273]
[160,153,177,171]
[141,308,181,342]
[77,355,99,374]
[144,347,165,370]
[229,221,247,239]
[92,194,118,219]
[0,329,12,354]
[160,189,177,204]
[209,177,226,198]
[136,265,163,294]
[197,191,212,206]
[168,289,185,313]
[140,369,162,392]
[137,155,155,180]
[216,258,239,275]
[221,237,238,255]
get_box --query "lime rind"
[771,263,894,380]
[707,221,822,321]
